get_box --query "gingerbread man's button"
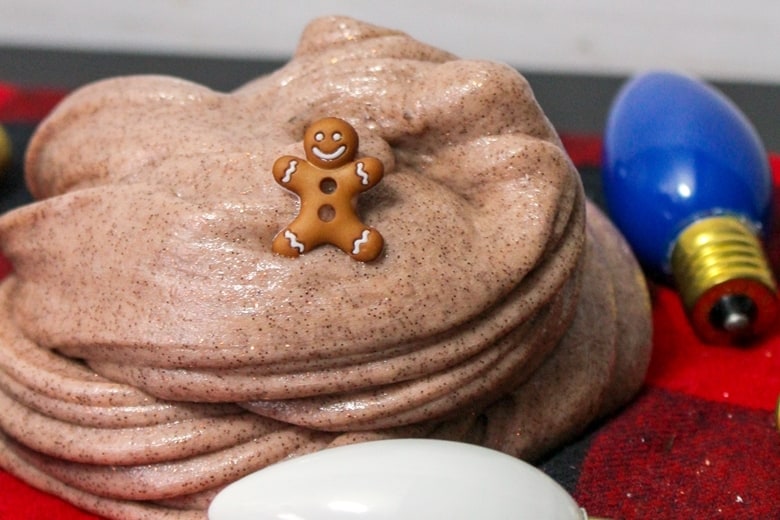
[272,117,384,261]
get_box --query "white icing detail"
[352,229,371,255]
[355,162,369,185]
[332,132,342,141]
[313,145,346,161]
[314,132,324,142]
[284,230,305,253]
[282,160,298,183]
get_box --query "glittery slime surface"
[0,16,652,519]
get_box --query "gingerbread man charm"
[272,117,385,261]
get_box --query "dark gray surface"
[1,44,779,150]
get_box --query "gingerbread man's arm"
[272,155,306,191]
[352,156,384,190]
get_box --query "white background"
[0,0,778,83]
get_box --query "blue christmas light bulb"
[603,71,777,344]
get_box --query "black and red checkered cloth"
[1,83,779,519]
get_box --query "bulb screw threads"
[671,215,778,344]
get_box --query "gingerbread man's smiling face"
[303,117,358,169]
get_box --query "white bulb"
[208,439,588,520]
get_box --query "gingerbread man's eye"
[332,132,342,142]
[314,132,325,142]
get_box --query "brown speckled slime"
[0,16,652,519]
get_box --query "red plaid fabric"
[1,85,778,519]
[0,84,65,123]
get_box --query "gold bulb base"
[0,125,11,174]
[776,394,780,431]
[670,215,778,344]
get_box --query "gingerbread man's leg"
[330,219,384,261]
[272,224,310,257]
[350,227,384,262]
